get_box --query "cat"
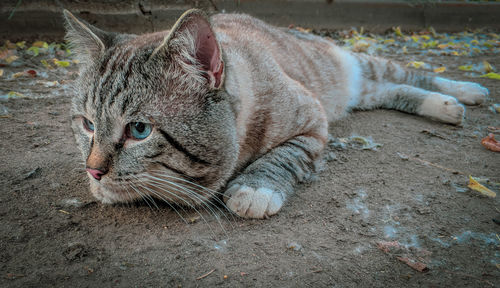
[63,9,488,219]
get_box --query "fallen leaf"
[397,257,429,272]
[459,65,473,71]
[481,133,500,152]
[5,91,25,98]
[433,67,446,73]
[5,40,16,49]
[0,69,3,77]
[483,61,495,73]
[376,241,401,253]
[393,26,404,37]
[27,46,39,56]
[40,59,53,69]
[5,55,18,64]
[468,175,496,197]
[16,41,26,49]
[479,72,500,80]
[407,61,425,69]
[491,104,500,113]
[26,70,37,77]
[53,59,70,67]
[32,41,48,49]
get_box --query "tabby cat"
[64,9,488,219]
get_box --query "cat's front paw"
[419,93,465,125]
[224,184,284,219]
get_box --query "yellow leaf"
[406,61,425,69]
[483,61,494,73]
[479,73,500,80]
[5,40,16,49]
[470,39,479,45]
[458,65,473,71]
[16,41,26,49]
[488,33,499,39]
[437,44,448,49]
[0,69,3,77]
[53,59,70,67]
[384,39,395,44]
[421,35,430,41]
[451,51,459,56]
[411,36,419,43]
[27,46,39,56]
[40,59,53,69]
[468,176,496,198]
[429,27,437,38]
[5,55,18,64]
[433,67,446,73]
[7,91,25,98]
[32,41,48,49]
[393,26,404,37]
[12,72,25,78]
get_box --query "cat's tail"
[347,52,488,125]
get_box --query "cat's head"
[64,9,237,205]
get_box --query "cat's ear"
[153,9,224,89]
[63,9,111,61]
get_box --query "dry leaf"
[407,61,425,69]
[32,41,48,48]
[483,61,494,73]
[458,65,473,71]
[433,67,446,73]
[481,133,500,152]
[5,55,18,64]
[468,175,496,198]
[397,257,429,272]
[479,72,500,80]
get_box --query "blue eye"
[83,118,94,132]
[127,122,152,140]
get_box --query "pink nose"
[86,168,106,180]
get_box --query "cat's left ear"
[153,9,224,89]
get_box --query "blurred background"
[1,0,500,39]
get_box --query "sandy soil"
[1,46,499,287]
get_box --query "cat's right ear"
[63,9,111,61]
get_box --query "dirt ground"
[1,37,499,287]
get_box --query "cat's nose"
[86,168,107,180]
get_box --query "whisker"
[132,177,191,225]
[143,175,229,233]
[129,182,156,211]
[144,174,235,228]
[147,170,238,220]
[136,177,217,236]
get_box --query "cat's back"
[211,14,344,97]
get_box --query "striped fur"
[64,9,488,218]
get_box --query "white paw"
[224,184,284,219]
[455,82,488,105]
[419,93,465,125]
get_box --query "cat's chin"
[89,180,134,204]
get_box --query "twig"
[397,152,465,175]
[196,269,216,280]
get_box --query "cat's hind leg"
[358,83,465,125]
[224,134,325,219]
[431,77,489,105]
[356,55,488,106]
